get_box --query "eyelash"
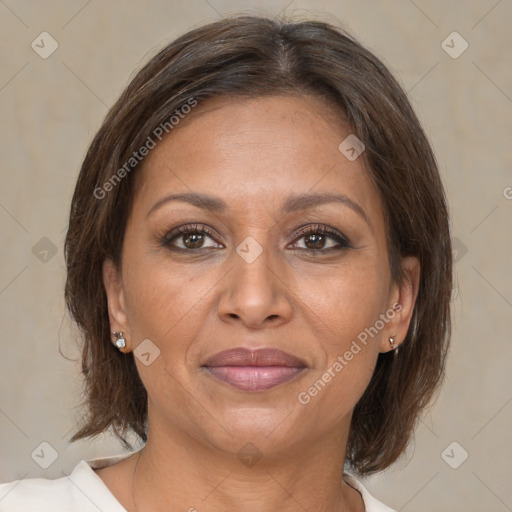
[159,223,351,253]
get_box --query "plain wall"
[0,1,511,511]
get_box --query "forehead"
[132,95,384,227]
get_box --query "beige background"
[1,1,511,510]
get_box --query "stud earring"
[113,331,126,351]
[389,335,397,350]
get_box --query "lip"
[203,347,307,368]
[202,347,307,391]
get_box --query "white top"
[0,452,396,511]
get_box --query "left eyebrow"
[280,192,371,229]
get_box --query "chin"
[202,407,305,455]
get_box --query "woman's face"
[104,94,418,459]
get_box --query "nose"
[217,240,294,329]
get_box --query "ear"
[379,256,420,353]
[102,258,131,351]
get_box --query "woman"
[0,14,452,512]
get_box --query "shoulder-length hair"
[64,14,452,475]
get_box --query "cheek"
[121,245,221,348]
[120,256,216,406]
[298,252,390,345]
[294,256,389,411]
[298,347,378,436]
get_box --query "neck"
[129,415,363,512]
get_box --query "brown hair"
[65,14,452,475]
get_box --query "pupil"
[184,233,203,248]
[306,234,324,249]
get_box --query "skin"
[98,94,420,512]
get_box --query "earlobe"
[380,256,421,353]
[102,258,130,351]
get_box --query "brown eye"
[304,233,327,250]
[182,232,206,249]
[291,225,351,252]
[161,224,223,251]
